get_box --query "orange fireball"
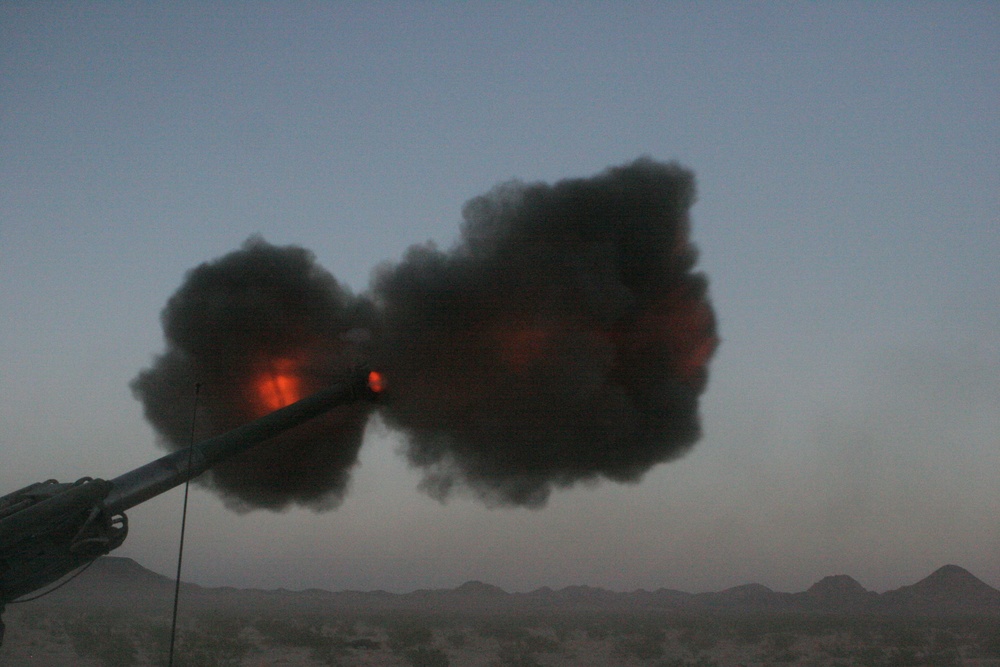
[367,370,386,394]
[255,359,302,411]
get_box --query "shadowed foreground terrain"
[3,558,999,666]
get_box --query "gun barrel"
[103,370,373,515]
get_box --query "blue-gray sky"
[2,2,997,594]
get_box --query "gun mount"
[0,368,380,645]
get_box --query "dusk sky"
[2,3,997,595]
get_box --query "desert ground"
[5,600,1000,666]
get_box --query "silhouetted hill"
[880,564,1000,614]
[44,557,171,597]
[695,583,796,611]
[35,557,1000,616]
[801,574,878,611]
[17,556,195,616]
[450,580,508,597]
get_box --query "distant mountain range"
[42,558,1000,616]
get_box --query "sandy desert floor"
[4,604,1000,667]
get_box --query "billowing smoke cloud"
[131,238,377,511]
[133,158,717,511]
[372,158,716,506]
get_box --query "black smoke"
[130,238,377,511]
[133,158,717,510]
[372,158,716,506]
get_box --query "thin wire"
[8,559,97,603]
[167,382,201,667]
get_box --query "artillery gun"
[0,368,381,645]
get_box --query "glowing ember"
[498,327,550,372]
[612,285,717,391]
[367,370,386,393]
[256,359,302,411]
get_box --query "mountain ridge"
[40,558,999,616]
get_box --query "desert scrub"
[66,609,139,667]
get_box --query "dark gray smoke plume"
[131,237,376,511]
[373,158,716,506]
[133,158,716,511]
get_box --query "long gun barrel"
[0,368,379,642]
[105,373,375,514]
